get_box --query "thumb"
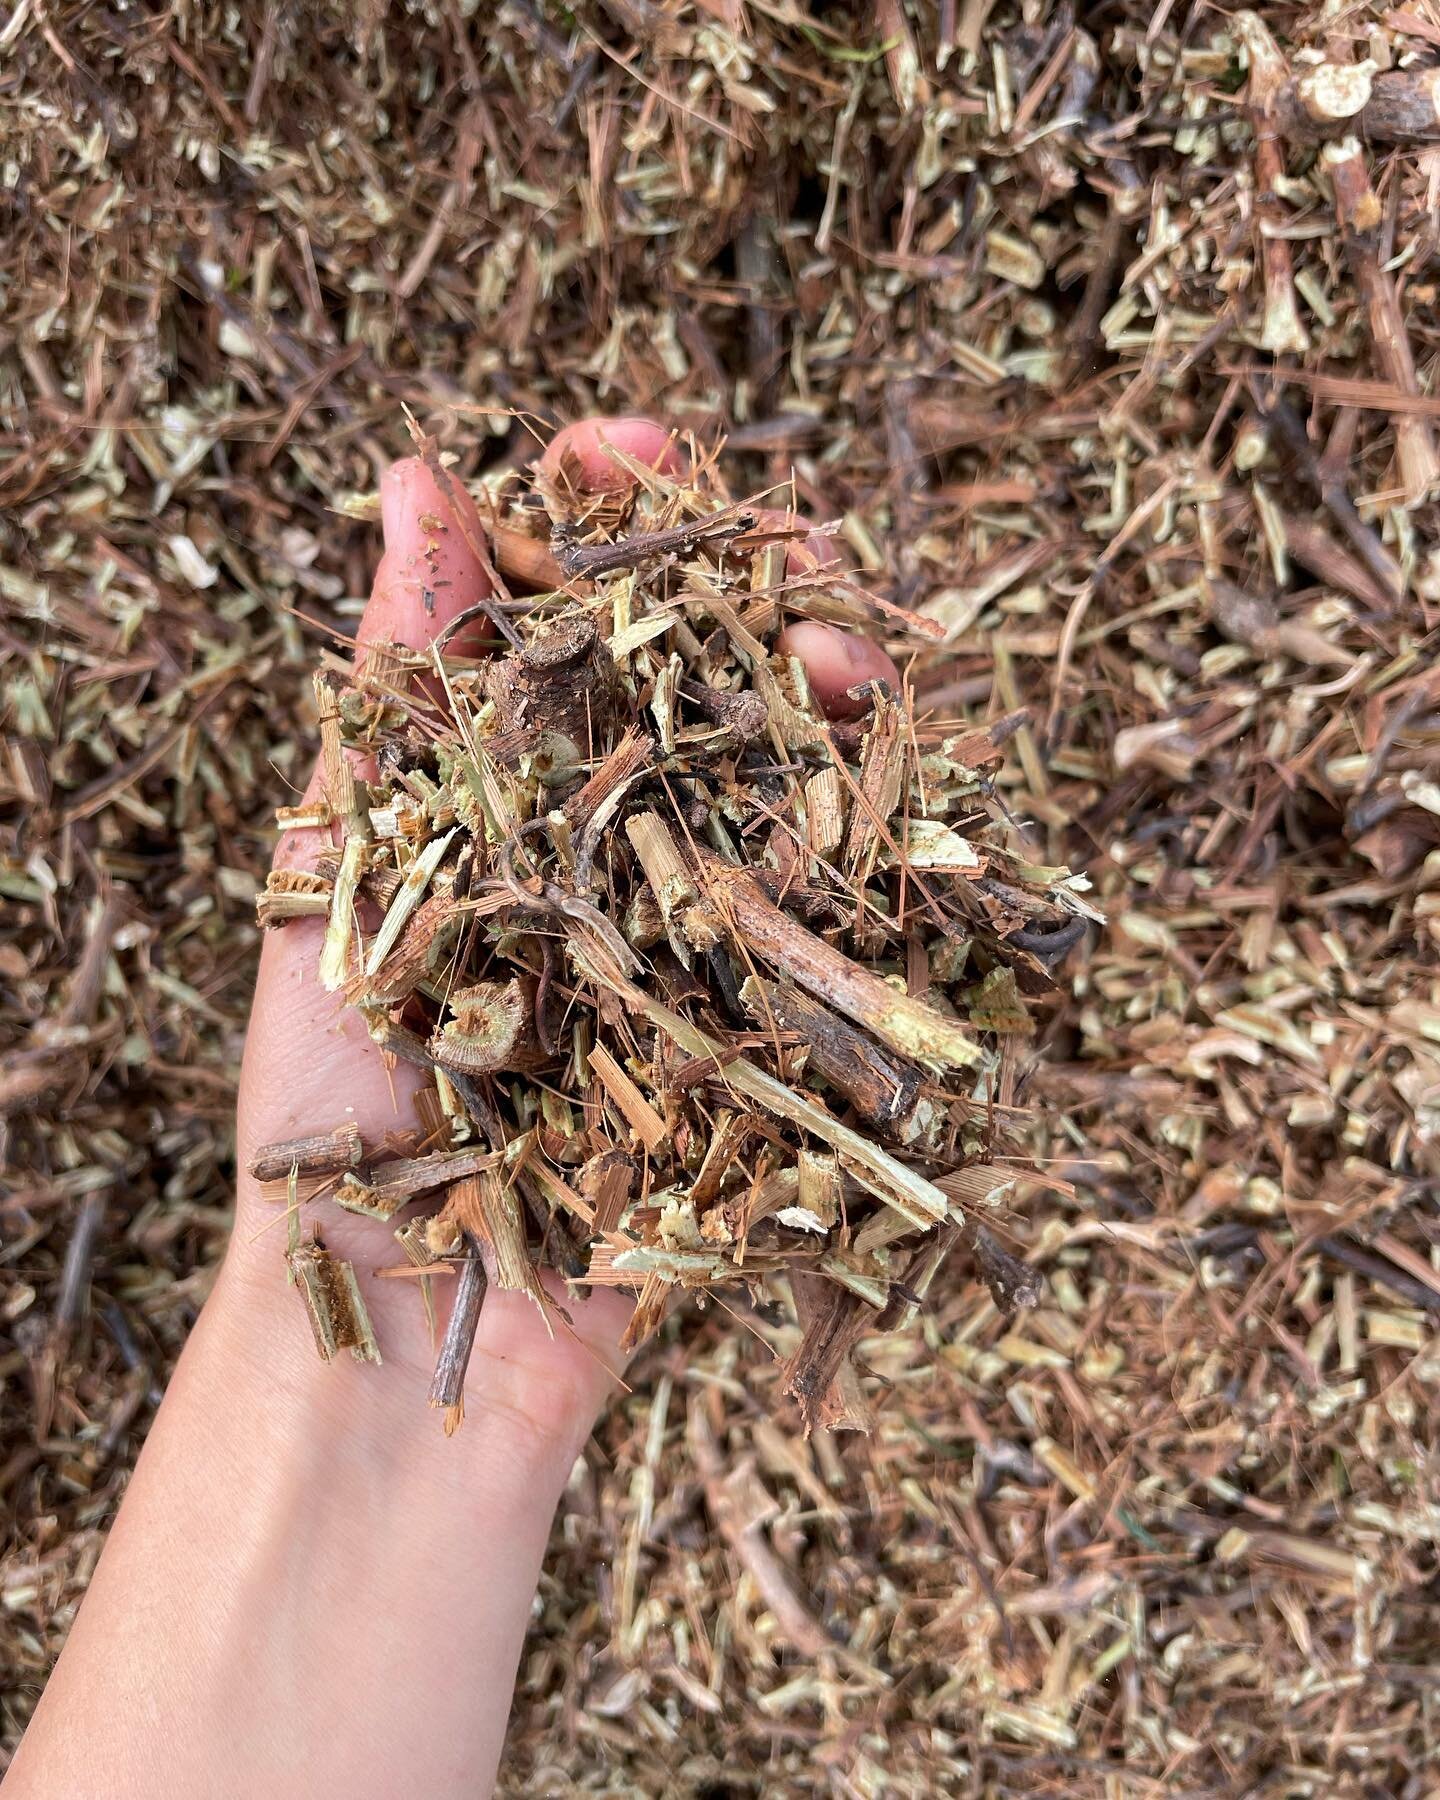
[238,457,495,1185]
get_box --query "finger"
[539,415,683,492]
[754,507,892,720]
[775,620,903,722]
[361,455,495,656]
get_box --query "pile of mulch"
[3,3,1438,1791]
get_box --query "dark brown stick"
[737,215,781,416]
[554,511,756,579]
[1068,157,1143,369]
[966,1222,1043,1314]
[1275,506,1399,614]
[247,1122,364,1184]
[428,1235,488,1414]
[55,1190,108,1335]
[366,1016,511,1150]
[335,1146,503,1221]
[517,1182,589,1280]
[677,678,771,743]
[30,1188,110,1439]
[780,1273,869,1436]
[687,851,982,1070]
[1237,13,1309,353]
[740,975,926,1139]
[1250,387,1401,605]
[482,614,612,755]
[1316,1236,1440,1317]
[1008,915,1088,965]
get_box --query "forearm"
[6,1262,600,1800]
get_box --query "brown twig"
[1324,135,1439,503]
[1248,384,1401,604]
[247,1123,364,1185]
[739,975,927,1140]
[1068,156,1144,370]
[1316,1236,1440,1317]
[1275,62,1440,144]
[1236,13,1310,354]
[629,816,985,1070]
[554,511,756,579]
[964,1221,1043,1314]
[428,1231,488,1421]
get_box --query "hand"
[6,416,896,1800]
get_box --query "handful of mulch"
[252,440,1097,1430]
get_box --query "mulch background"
[4,4,1438,1793]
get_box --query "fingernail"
[775,620,901,721]
[542,417,684,490]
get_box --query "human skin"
[5,417,896,1799]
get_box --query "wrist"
[9,1235,600,1800]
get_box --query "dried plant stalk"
[335,1146,502,1220]
[470,1170,548,1311]
[740,976,926,1139]
[431,979,546,1075]
[365,828,457,974]
[842,695,906,886]
[804,764,846,856]
[318,836,365,991]
[248,1123,364,1184]
[587,1041,670,1152]
[256,868,332,928]
[781,1274,871,1434]
[692,859,984,1070]
[313,670,357,824]
[1277,63,1440,143]
[576,949,951,1230]
[428,1233,487,1427]
[286,1238,381,1363]
[1325,136,1439,503]
[1237,13,1310,354]
[625,811,698,928]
